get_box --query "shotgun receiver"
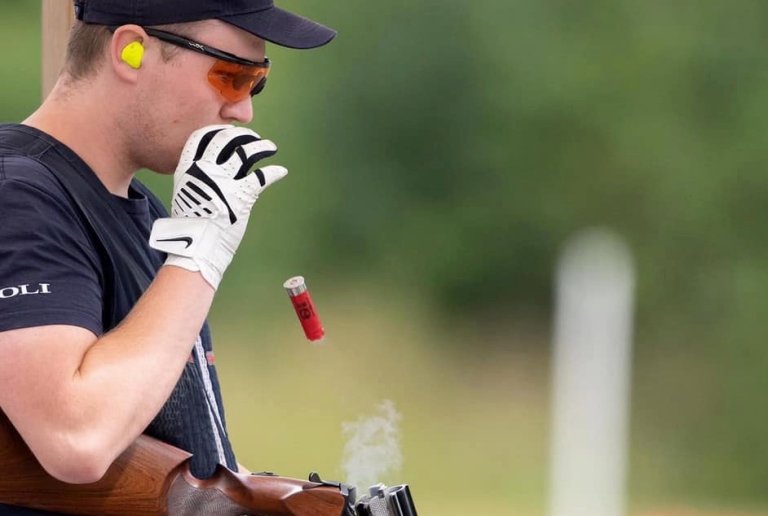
[355,483,416,516]
[0,411,355,515]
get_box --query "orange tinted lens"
[207,60,269,102]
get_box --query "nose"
[220,96,254,124]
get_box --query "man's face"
[131,20,267,174]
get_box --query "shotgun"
[0,412,417,515]
[0,410,353,515]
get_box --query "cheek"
[136,70,226,171]
[164,107,216,159]
[168,85,225,130]
[156,60,221,120]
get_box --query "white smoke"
[341,399,403,492]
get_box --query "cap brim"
[220,7,336,50]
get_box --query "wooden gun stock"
[0,412,352,515]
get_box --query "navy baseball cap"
[74,0,336,49]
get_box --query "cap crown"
[75,0,274,26]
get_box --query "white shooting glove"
[149,124,287,289]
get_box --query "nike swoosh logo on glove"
[156,236,194,248]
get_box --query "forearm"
[73,266,214,454]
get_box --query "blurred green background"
[3,1,768,514]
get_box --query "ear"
[109,25,147,81]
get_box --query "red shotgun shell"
[283,276,325,342]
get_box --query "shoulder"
[0,124,94,205]
[0,153,74,206]
[0,158,105,336]
[0,155,97,260]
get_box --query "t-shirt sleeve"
[0,173,104,336]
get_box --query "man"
[0,0,335,513]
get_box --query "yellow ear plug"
[121,41,144,69]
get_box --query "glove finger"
[183,124,232,163]
[204,126,262,167]
[216,133,262,166]
[234,139,278,180]
[245,164,288,191]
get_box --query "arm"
[0,267,213,483]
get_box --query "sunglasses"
[142,27,270,102]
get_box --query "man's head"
[56,0,335,176]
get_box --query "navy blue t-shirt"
[0,127,237,514]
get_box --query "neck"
[24,77,137,197]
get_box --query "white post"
[548,228,635,516]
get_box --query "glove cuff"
[150,218,230,289]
